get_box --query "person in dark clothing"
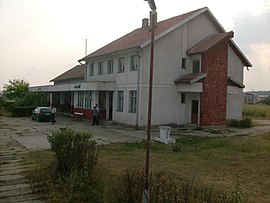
[51,105,56,124]
[92,106,99,126]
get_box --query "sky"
[0,0,269,91]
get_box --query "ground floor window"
[85,92,92,108]
[117,91,124,111]
[129,90,137,113]
[77,92,84,108]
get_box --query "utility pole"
[143,0,157,202]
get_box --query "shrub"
[240,117,252,128]
[227,118,252,128]
[29,129,104,202]
[109,168,241,203]
[227,119,240,128]
[11,105,35,117]
[47,128,99,178]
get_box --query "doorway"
[191,100,199,124]
[109,92,113,120]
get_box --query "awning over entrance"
[29,81,116,92]
[174,72,206,93]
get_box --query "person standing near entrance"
[92,106,99,126]
[51,105,56,124]
[95,104,100,123]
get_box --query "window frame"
[181,58,186,69]
[117,91,124,112]
[118,57,125,73]
[77,92,84,108]
[181,93,186,104]
[98,61,103,75]
[192,60,200,73]
[107,59,114,74]
[84,91,92,109]
[129,90,137,113]
[130,55,139,71]
[89,63,94,76]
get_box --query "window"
[107,59,114,74]
[85,91,92,108]
[117,91,124,111]
[181,93,186,104]
[192,60,200,73]
[130,55,139,71]
[98,62,103,75]
[77,92,84,108]
[181,58,186,69]
[129,91,137,113]
[89,63,94,76]
[118,57,125,73]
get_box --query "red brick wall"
[200,40,229,125]
[73,107,93,120]
[73,107,106,121]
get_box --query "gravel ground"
[0,116,269,150]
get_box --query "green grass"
[98,134,270,203]
[243,104,270,120]
[25,133,270,203]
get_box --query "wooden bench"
[73,112,84,120]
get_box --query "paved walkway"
[0,135,44,203]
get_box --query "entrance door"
[191,100,199,124]
[109,92,113,120]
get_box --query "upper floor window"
[192,60,200,73]
[98,61,103,75]
[181,93,186,103]
[89,63,94,76]
[118,57,125,73]
[129,90,137,113]
[181,58,186,69]
[130,55,139,71]
[107,59,114,74]
[117,91,124,112]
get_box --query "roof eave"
[140,7,209,48]
[78,46,139,62]
[229,40,252,67]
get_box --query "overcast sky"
[0,0,269,91]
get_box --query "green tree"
[261,96,270,106]
[3,79,29,100]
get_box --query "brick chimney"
[142,18,149,29]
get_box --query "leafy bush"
[11,105,35,117]
[109,168,243,203]
[261,96,270,105]
[243,109,266,118]
[240,117,252,128]
[227,118,252,128]
[47,129,99,178]
[29,129,104,202]
[227,119,240,128]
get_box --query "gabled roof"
[50,65,85,82]
[187,31,234,54]
[174,72,207,84]
[79,7,208,61]
[78,7,252,67]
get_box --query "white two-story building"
[29,7,251,126]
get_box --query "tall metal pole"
[85,37,87,56]
[143,9,156,203]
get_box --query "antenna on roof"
[85,36,88,56]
